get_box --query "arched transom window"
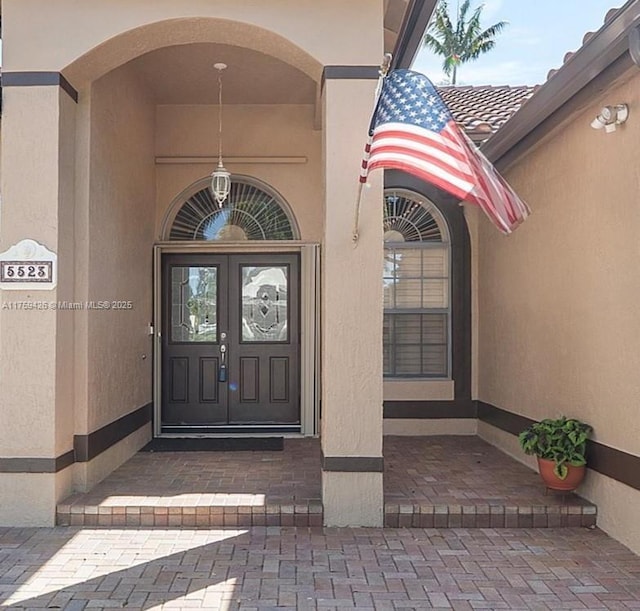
[167,177,298,241]
[383,189,451,378]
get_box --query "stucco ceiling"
[128,43,317,105]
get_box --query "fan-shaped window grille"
[383,189,451,378]
[384,190,447,242]
[168,179,297,241]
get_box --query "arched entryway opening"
[58,16,323,480]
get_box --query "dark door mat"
[141,437,284,452]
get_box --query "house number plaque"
[0,239,57,291]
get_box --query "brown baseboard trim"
[0,403,151,473]
[383,399,476,419]
[56,449,76,472]
[1,71,79,103]
[0,449,75,474]
[321,452,384,472]
[476,401,534,434]
[74,403,152,462]
[586,441,640,491]
[477,401,640,492]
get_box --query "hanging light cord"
[218,70,224,165]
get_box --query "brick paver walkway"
[384,437,589,507]
[58,438,595,528]
[0,526,639,609]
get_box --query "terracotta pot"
[537,457,586,491]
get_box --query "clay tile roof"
[436,85,536,143]
[437,5,626,146]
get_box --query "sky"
[412,0,624,86]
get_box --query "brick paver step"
[56,500,324,528]
[384,501,597,528]
[57,500,596,529]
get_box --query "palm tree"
[423,0,507,85]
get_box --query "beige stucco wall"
[0,86,76,459]
[0,86,77,523]
[155,105,322,242]
[321,75,385,525]
[477,70,640,553]
[0,473,57,526]
[322,77,384,458]
[74,425,152,492]
[383,380,454,401]
[384,419,477,435]
[84,64,156,432]
[2,0,380,79]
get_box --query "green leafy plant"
[518,417,592,480]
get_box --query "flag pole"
[352,53,392,245]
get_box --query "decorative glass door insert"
[241,266,289,342]
[162,254,300,431]
[170,266,218,343]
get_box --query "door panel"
[161,253,300,430]
[200,357,220,402]
[228,255,300,424]
[162,255,228,425]
[270,357,289,403]
[169,357,189,403]
[239,357,260,402]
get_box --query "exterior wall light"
[590,104,629,133]
[211,63,231,207]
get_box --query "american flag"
[361,69,530,234]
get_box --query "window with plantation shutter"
[383,190,451,378]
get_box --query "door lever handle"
[219,344,227,382]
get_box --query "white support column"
[321,77,384,526]
[0,84,77,525]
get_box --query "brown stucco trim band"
[383,399,476,419]
[477,401,640,492]
[0,450,75,474]
[1,71,79,103]
[585,441,640,492]
[321,453,384,472]
[0,403,151,473]
[55,449,76,471]
[477,401,535,434]
[322,65,380,88]
[74,403,152,462]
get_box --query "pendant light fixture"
[211,62,231,207]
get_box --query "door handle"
[219,343,227,382]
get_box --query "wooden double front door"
[161,253,300,431]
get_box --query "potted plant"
[518,416,592,491]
